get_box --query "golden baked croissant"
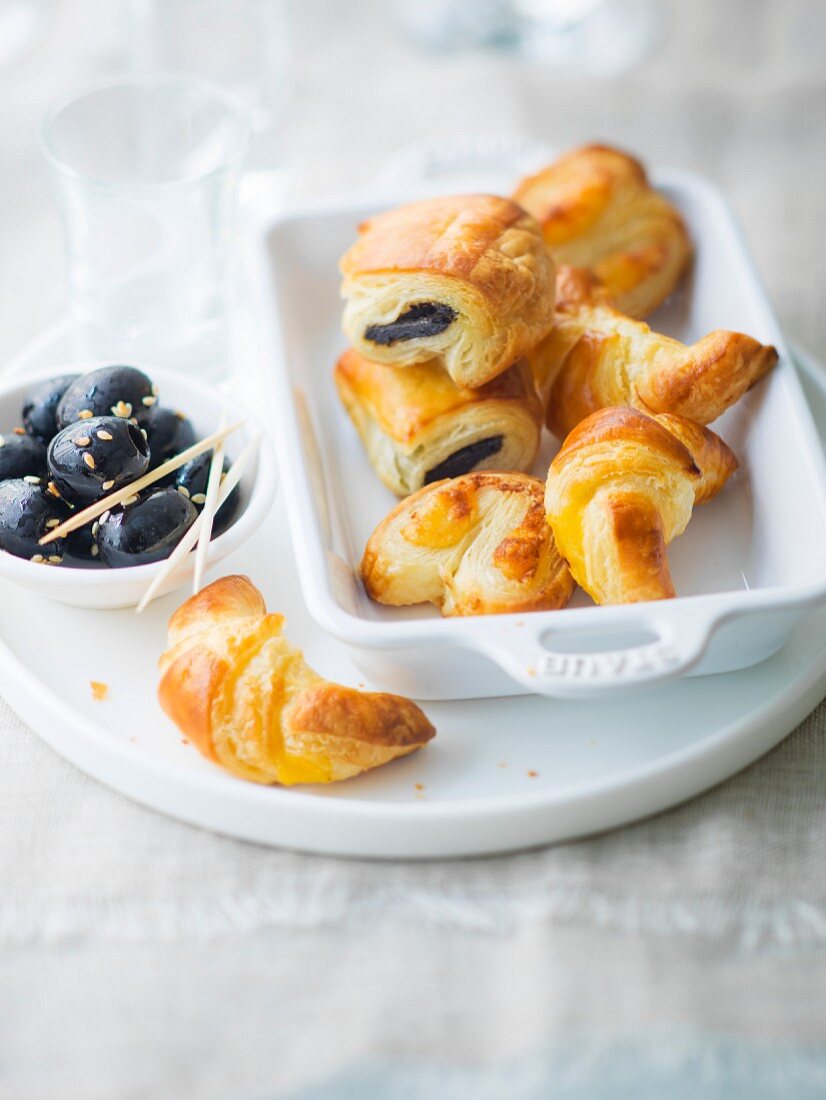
[529,266,778,437]
[513,144,692,319]
[339,193,556,388]
[158,576,435,785]
[362,472,574,616]
[335,348,542,496]
[545,407,738,605]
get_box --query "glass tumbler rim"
[38,71,253,190]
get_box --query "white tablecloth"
[1,2,825,1097]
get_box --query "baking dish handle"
[476,609,714,699]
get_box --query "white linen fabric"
[1,1,825,1098]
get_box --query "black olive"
[145,407,196,471]
[22,374,80,444]
[0,431,47,481]
[65,522,100,563]
[424,435,504,484]
[56,365,157,429]
[0,479,69,563]
[96,487,197,568]
[364,303,457,345]
[48,415,150,505]
[174,450,239,531]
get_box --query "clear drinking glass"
[121,0,290,172]
[39,74,251,372]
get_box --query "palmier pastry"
[339,193,556,388]
[545,407,738,605]
[158,575,435,785]
[361,472,574,617]
[335,348,543,497]
[513,144,692,318]
[529,266,777,436]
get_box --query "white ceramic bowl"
[0,364,276,608]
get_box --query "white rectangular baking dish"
[248,166,826,700]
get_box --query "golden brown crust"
[544,407,737,605]
[513,144,692,318]
[652,413,739,504]
[528,265,777,435]
[284,683,433,748]
[334,348,542,496]
[165,572,267,641]
[334,347,537,443]
[603,492,676,602]
[158,576,435,785]
[340,194,556,388]
[491,498,549,583]
[158,646,224,764]
[361,471,574,617]
[343,194,526,285]
[557,405,700,477]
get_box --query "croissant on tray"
[158,576,435,785]
[529,266,778,437]
[545,407,738,605]
[513,144,692,319]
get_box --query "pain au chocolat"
[334,348,542,497]
[340,193,556,389]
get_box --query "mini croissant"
[513,144,692,319]
[545,407,738,605]
[362,471,574,616]
[529,266,778,437]
[158,576,435,785]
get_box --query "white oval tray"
[0,328,824,858]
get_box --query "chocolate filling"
[364,303,457,345]
[424,436,504,484]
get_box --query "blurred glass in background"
[391,0,662,74]
[0,0,52,69]
[121,0,290,172]
[39,74,251,373]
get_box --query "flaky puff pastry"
[362,472,574,617]
[335,348,542,497]
[545,408,737,605]
[339,194,556,388]
[529,266,777,437]
[158,576,434,785]
[513,144,691,319]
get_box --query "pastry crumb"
[527,770,538,778]
[90,680,109,701]
[498,761,508,768]
[526,665,536,677]
[414,782,425,791]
